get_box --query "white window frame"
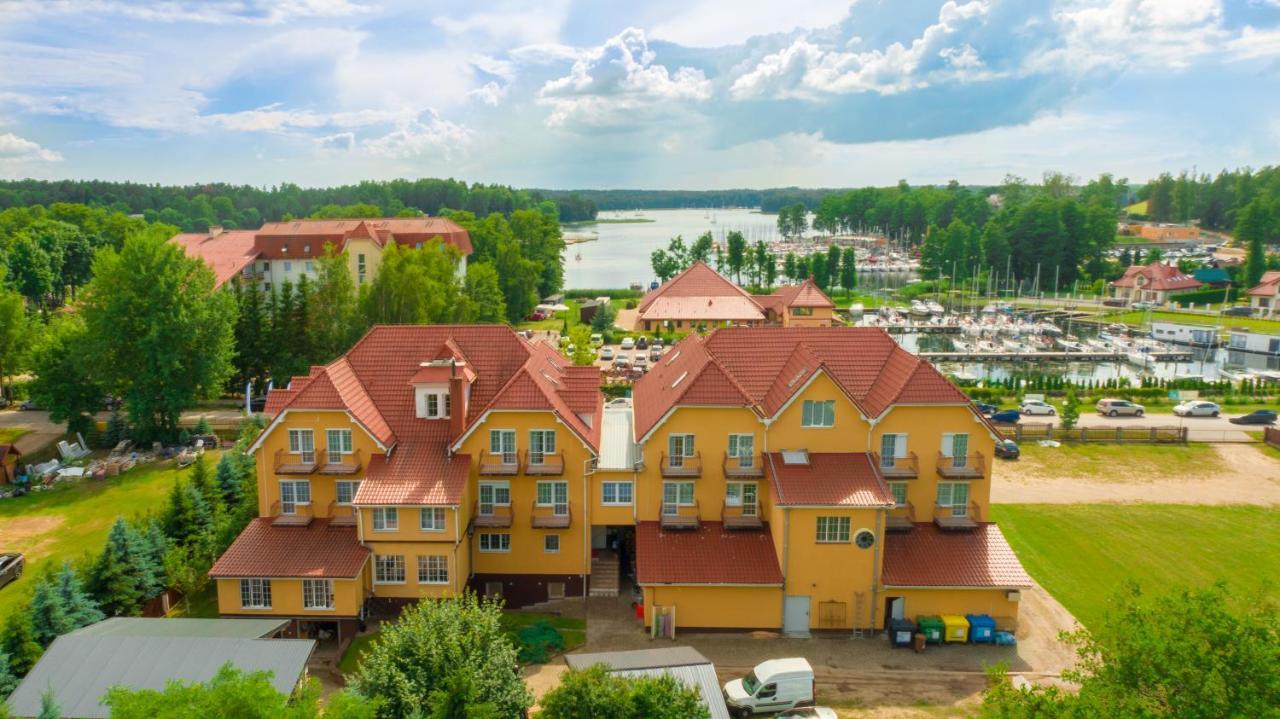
[536,481,569,515]
[601,481,633,506]
[937,482,970,515]
[489,429,517,464]
[726,482,758,515]
[816,516,851,543]
[422,390,451,419]
[278,480,311,515]
[941,433,970,467]
[374,554,406,584]
[662,481,695,513]
[371,507,398,531]
[888,481,908,507]
[478,481,511,516]
[302,579,334,610]
[335,480,360,505]
[727,433,754,465]
[880,433,907,467]
[287,429,315,462]
[529,429,556,465]
[326,428,353,464]
[667,433,694,467]
[479,533,511,553]
[419,507,446,532]
[240,578,271,609]
[544,535,560,553]
[801,400,836,427]
[417,555,449,585]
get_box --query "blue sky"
[1,0,1278,189]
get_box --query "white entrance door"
[784,595,811,636]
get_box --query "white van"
[723,657,815,717]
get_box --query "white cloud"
[730,0,992,98]
[0,0,369,24]
[433,0,571,47]
[469,82,509,106]
[648,0,854,47]
[1038,0,1228,71]
[1226,25,1280,60]
[316,131,356,151]
[0,133,62,162]
[539,28,712,130]
[363,112,471,158]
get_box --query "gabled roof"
[756,278,835,312]
[635,521,783,586]
[632,327,972,440]
[208,518,368,579]
[171,229,260,288]
[253,217,473,258]
[882,523,1032,588]
[1247,271,1280,297]
[766,452,895,506]
[1109,261,1204,291]
[637,261,765,322]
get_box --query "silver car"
[1173,400,1220,417]
[1096,398,1145,417]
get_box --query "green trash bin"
[916,615,944,644]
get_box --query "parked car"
[620,337,636,350]
[1173,400,1221,417]
[248,396,267,413]
[612,356,630,368]
[1229,409,1278,425]
[991,409,1021,424]
[636,336,649,349]
[1096,398,1145,417]
[1223,306,1255,317]
[776,709,838,719]
[1132,301,1157,310]
[19,399,39,411]
[649,347,662,362]
[634,355,648,369]
[1020,399,1056,416]
[589,333,604,347]
[652,338,664,350]
[994,439,1020,460]
[0,553,23,591]
[973,402,998,416]
[723,658,815,717]
[600,347,615,361]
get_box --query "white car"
[620,337,636,350]
[600,347,615,361]
[1173,400,1221,417]
[1020,399,1056,416]
[777,709,838,719]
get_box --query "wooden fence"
[1265,427,1280,449]
[998,423,1188,444]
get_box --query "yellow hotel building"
[210,325,1029,641]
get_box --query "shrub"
[515,621,565,664]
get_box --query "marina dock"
[919,350,1195,363]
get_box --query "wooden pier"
[919,350,1195,363]
[880,324,963,335]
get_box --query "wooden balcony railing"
[660,500,700,530]
[270,500,314,527]
[721,501,763,530]
[472,501,513,528]
[531,503,572,528]
[933,501,981,531]
[320,448,363,475]
[936,452,985,479]
[524,451,565,476]
[660,452,702,478]
[886,501,915,531]
[878,452,919,479]
[327,501,357,527]
[274,448,317,474]
[723,453,764,478]
[478,450,521,476]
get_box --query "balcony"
[320,449,363,475]
[877,452,919,479]
[531,503,572,529]
[327,501,357,527]
[933,501,981,531]
[660,452,702,478]
[472,501,513,528]
[270,500,314,527]
[274,448,317,475]
[660,500,700,530]
[721,501,763,530]
[936,452,985,479]
[524,451,565,476]
[723,453,764,478]
[478,450,521,476]
[886,501,915,532]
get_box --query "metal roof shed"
[68,617,289,639]
[5,633,314,719]
[565,646,729,719]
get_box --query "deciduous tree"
[537,665,709,719]
[461,262,507,324]
[27,315,101,436]
[104,663,377,718]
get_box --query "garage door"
[784,595,810,636]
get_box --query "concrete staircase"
[589,552,619,597]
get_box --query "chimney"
[448,360,466,441]
[208,225,224,238]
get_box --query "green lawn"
[338,631,380,675]
[1013,442,1218,481]
[1102,310,1280,335]
[991,504,1280,629]
[0,427,29,443]
[514,299,583,332]
[0,452,220,617]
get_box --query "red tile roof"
[259,325,602,505]
[1109,262,1204,292]
[637,261,765,322]
[253,217,472,259]
[766,452,895,507]
[881,523,1032,588]
[1247,271,1280,298]
[635,522,783,585]
[633,327,973,440]
[757,279,835,312]
[171,230,260,288]
[208,518,369,579]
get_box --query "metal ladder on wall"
[851,592,870,638]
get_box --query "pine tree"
[1,609,42,676]
[38,687,61,719]
[28,576,71,646]
[189,454,222,517]
[139,519,171,598]
[90,519,151,616]
[214,452,243,506]
[54,563,103,630]
[0,648,17,697]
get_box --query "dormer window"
[416,385,451,419]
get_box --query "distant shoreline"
[562,218,657,226]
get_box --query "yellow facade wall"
[255,409,381,518]
[872,405,995,523]
[345,238,382,288]
[642,585,782,630]
[781,307,835,327]
[780,507,882,629]
[359,506,460,542]
[766,372,870,453]
[591,470,638,526]
[214,575,366,617]
[455,410,593,578]
[365,540,466,598]
[880,588,1022,629]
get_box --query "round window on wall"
[854,529,876,549]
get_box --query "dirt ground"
[0,515,65,559]
[991,444,1280,505]
[525,583,1080,717]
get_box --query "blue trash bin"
[966,614,997,643]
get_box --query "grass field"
[337,611,587,675]
[1102,309,1280,335]
[0,452,220,617]
[1013,442,1217,480]
[515,299,583,332]
[991,504,1280,629]
[0,427,29,443]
